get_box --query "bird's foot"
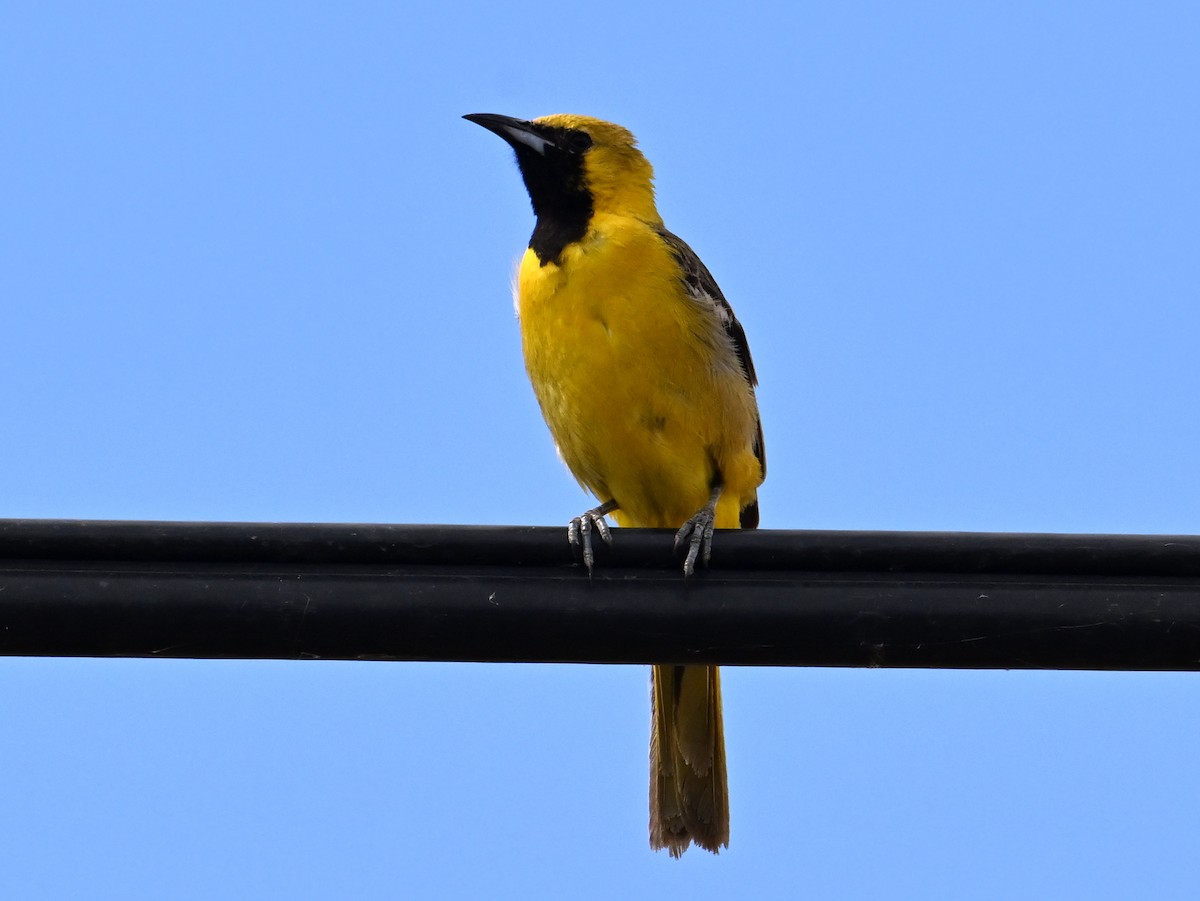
[674,487,722,577]
[568,499,618,574]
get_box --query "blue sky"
[3,2,1199,898]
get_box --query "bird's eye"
[566,131,593,153]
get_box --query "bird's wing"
[656,227,766,480]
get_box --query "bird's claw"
[568,507,614,574]
[674,506,717,577]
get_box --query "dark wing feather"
[657,228,758,387]
[657,228,767,498]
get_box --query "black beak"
[463,113,554,156]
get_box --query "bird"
[464,113,765,857]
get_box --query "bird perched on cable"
[464,112,765,857]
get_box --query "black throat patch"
[510,135,595,266]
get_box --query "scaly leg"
[568,498,619,574]
[674,484,722,577]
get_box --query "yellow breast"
[516,214,761,529]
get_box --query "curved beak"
[463,113,553,156]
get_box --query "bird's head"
[464,113,660,228]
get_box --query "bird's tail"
[649,663,729,857]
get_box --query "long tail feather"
[649,664,729,856]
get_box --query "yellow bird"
[465,113,765,857]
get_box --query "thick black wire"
[2,519,1198,669]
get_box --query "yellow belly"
[517,216,761,529]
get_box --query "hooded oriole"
[465,113,765,857]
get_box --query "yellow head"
[532,114,658,223]
[464,112,661,264]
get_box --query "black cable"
[2,519,1198,669]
